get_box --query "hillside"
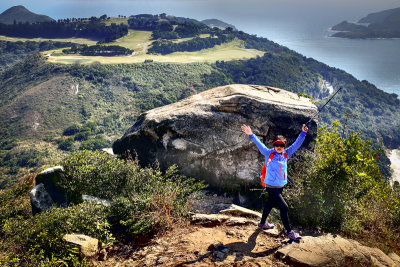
[201,19,237,30]
[331,6,400,38]
[359,7,400,24]
[0,12,399,189]
[0,5,53,25]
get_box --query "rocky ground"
[89,193,400,267]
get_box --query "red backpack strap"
[283,151,287,160]
[260,152,274,187]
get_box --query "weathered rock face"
[30,166,67,214]
[113,84,317,189]
[30,183,54,215]
[277,234,399,267]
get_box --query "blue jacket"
[249,131,306,187]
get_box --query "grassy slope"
[1,19,399,187]
[46,39,264,64]
[107,29,152,51]
[0,55,223,186]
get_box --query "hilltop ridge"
[201,19,237,30]
[0,5,54,25]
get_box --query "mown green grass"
[46,39,265,64]
[107,29,152,52]
[171,34,212,43]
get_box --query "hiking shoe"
[286,230,301,240]
[258,222,274,230]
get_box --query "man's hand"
[241,124,253,135]
[302,124,308,133]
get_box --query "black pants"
[260,187,291,232]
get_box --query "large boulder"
[277,234,399,267]
[113,84,317,189]
[30,166,67,214]
[30,183,54,215]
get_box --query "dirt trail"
[94,223,289,266]
[93,194,291,266]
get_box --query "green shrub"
[287,121,400,251]
[83,121,97,132]
[1,202,113,266]
[58,137,74,151]
[74,130,91,141]
[59,150,205,235]
[59,150,132,203]
[63,124,81,136]
[80,135,109,151]
[107,165,205,236]
[0,174,34,229]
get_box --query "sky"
[1,0,399,22]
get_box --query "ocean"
[1,0,399,95]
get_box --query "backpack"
[260,151,287,187]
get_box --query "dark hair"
[273,135,287,147]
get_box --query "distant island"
[330,7,400,39]
[0,5,54,24]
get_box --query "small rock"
[63,234,99,258]
[191,213,229,227]
[98,248,107,261]
[208,242,224,251]
[156,257,164,265]
[263,228,280,237]
[82,194,112,207]
[221,248,230,254]
[219,204,262,219]
[226,216,258,226]
[259,242,265,246]
[212,251,226,262]
[235,253,244,262]
[226,230,235,236]
[123,259,134,266]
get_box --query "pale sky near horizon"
[1,0,399,21]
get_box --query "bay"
[1,0,399,95]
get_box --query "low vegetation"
[1,123,399,265]
[0,15,128,43]
[0,40,74,72]
[287,121,400,253]
[148,34,233,55]
[0,151,205,266]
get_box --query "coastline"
[328,35,400,40]
[326,28,400,40]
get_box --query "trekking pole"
[305,87,343,127]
